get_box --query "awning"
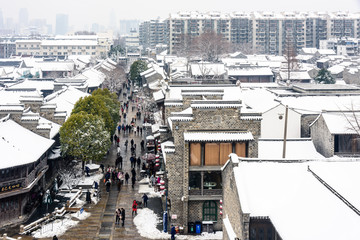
[184,132,254,142]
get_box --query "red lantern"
[219,211,223,215]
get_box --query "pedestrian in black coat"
[121,208,125,226]
[142,193,148,207]
[137,157,141,168]
[131,175,136,189]
[125,172,129,184]
[105,179,111,192]
[131,168,136,178]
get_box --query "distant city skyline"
[0,0,360,32]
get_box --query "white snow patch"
[77,172,104,186]
[71,210,91,220]
[134,208,222,239]
[32,216,78,238]
[177,231,223,239]
[138,183,161,198]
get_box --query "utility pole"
[282,105,288,158]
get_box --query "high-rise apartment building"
[55,14,69,35]
[155,11,360,55]
[139,19,168,50]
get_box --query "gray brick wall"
[222,159,250,240]
[310,114,334,157]
[301,114,318,137]
[166,105,261,233]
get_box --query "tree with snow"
[315,68,335,84]
[130,60,148,87]
[60,112,110,166]
[91,88,120,133]
[72,94,114,135]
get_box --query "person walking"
[116,155,123,169]
[117,145,121,156]
[140,140,144,150]
[105,179,111,192]
[125,172,129,184]
[115,208,121,225]
[137,157,141,168]
[142,193,148,207]
[53,235,58,240]
[131,175,136,189]
[132,200,138,216]
[131,168,136,179]
[121,208,125,226]
[171,225,176,240]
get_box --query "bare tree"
[193,31,230,62]
[101,64,126,93]
[283,32,299,83]
[58,160,82,190]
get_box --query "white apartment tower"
[164,11,360,55]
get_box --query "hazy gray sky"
[1,0,360,29]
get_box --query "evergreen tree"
[60,112,110,163]
[129,60,148,86]
[92,88,120,132]
[315,68,335,84]
[72,95,114,135]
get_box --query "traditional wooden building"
[0,116,54,227]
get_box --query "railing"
[20,188,83,235]
[1,234,21,240]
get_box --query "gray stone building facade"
[163,85,261,233]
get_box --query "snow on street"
[134,208,222,240]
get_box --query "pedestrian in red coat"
[132,200,138,216]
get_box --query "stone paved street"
[15,87,165,240]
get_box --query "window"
[203,201,217,221]
[204,171,222,189]
[190,143,201,166]
[92,46,96,49]
[334,134,360,153]
[190,142,247,166]
[189,172,201,190]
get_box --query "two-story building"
[163,84,261,233]
[0,115,54,227]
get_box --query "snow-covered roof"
[317,49,336,55]
[233,161,360,240]
[258,138,324,159]
[184,131,253,142]
[321,112,360,134]
[0,117,54,169]
[301,48,318,54]
[279,71,311,80]
[7,79,54,92]
[191,100,242,108]
[34,61,75,72]
[44,86,89,119]
[0,89,42,105]
[41,40,97,46]
[153,90,165,102]
[167,85,242,101]
[227,67,273,76]
[328,65,345,75]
